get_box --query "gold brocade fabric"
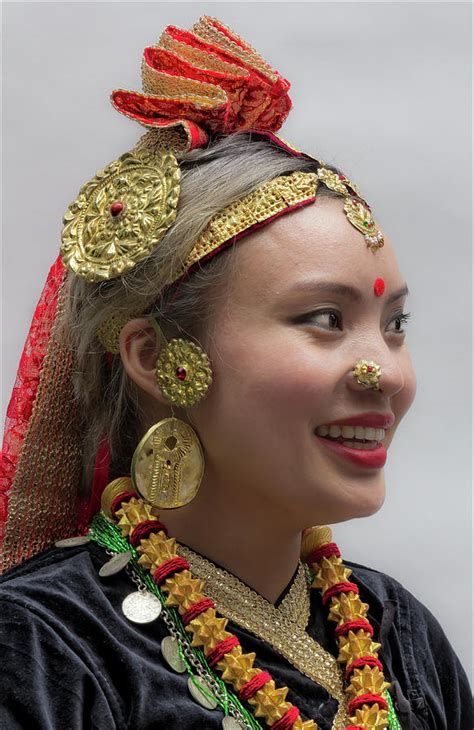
[1,275,82,573]
[177,544,351,728]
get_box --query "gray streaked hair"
[62,132,347,491]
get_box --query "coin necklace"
[89,485,401,730]
[88,511,260,730]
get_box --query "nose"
[347,353,405,399]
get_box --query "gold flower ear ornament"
[149,318,213,409]
[155,338,213,408]
[316,167,384,253]
[60,147,180,282]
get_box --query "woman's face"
[190,196,417,529]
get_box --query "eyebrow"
[284,281,410,304]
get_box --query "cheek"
[393,349,417,422]
[211,335,334,428]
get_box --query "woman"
[0,15,471,730]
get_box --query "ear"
[119,317,170,407]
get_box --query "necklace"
[90,487,401,730]
[177,543,351,727]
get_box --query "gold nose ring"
[352,360,382,390]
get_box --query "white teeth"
[315,424,386,441]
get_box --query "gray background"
[2,2,472,684]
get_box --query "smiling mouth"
[314,425,387,449]
[314,433,388,467]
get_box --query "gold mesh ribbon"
[1,275,83,573]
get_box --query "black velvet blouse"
[0,539,472,729]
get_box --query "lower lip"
[315,435,387,468]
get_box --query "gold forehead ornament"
[315,168,384,253]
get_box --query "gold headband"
[61,149,383,285]
[60,142,384,352]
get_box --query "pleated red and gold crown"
[111,15,293,151]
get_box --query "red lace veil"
[0,16,313,573]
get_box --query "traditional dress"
[0,540,471,729]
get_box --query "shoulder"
[0,542,125,728]
[0,540,111,631]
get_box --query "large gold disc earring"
[131,417,204,509]
[352,359,382,390]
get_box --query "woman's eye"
[296,309,412,335]
[387,311,412,334]
[297,309,342,330]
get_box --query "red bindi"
[374,278,385,297]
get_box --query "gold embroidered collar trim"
[177,544,350,729]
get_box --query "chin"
[327,481,386,524]
[351,483,386,519]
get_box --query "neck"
[158,482,303,605]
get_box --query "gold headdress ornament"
[59,16,384,315]
[61,148,180,283]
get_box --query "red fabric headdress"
[111,15,292,150]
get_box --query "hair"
[62,132,347,491]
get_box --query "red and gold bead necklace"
[98,480,400,730]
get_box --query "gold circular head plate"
[352,360,382,390]
[131,418,204,509]
[61,147,181,282]
[155,338,213,408]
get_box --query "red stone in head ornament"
[111,15,293,151]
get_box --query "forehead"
[226,196,402,305]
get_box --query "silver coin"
[99,551,132,578]
[161,636,186,673]
[55,535,91,547]
[187,676,218,710]
[222,718,245,730]
[121,591,162,623]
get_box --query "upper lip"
[320,412,395,429]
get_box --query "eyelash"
[297,309,412,334]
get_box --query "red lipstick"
[315,435,387,468]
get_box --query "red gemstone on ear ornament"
[176,367,187,381]
[374,278,385,297]
[110,201,124,217]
